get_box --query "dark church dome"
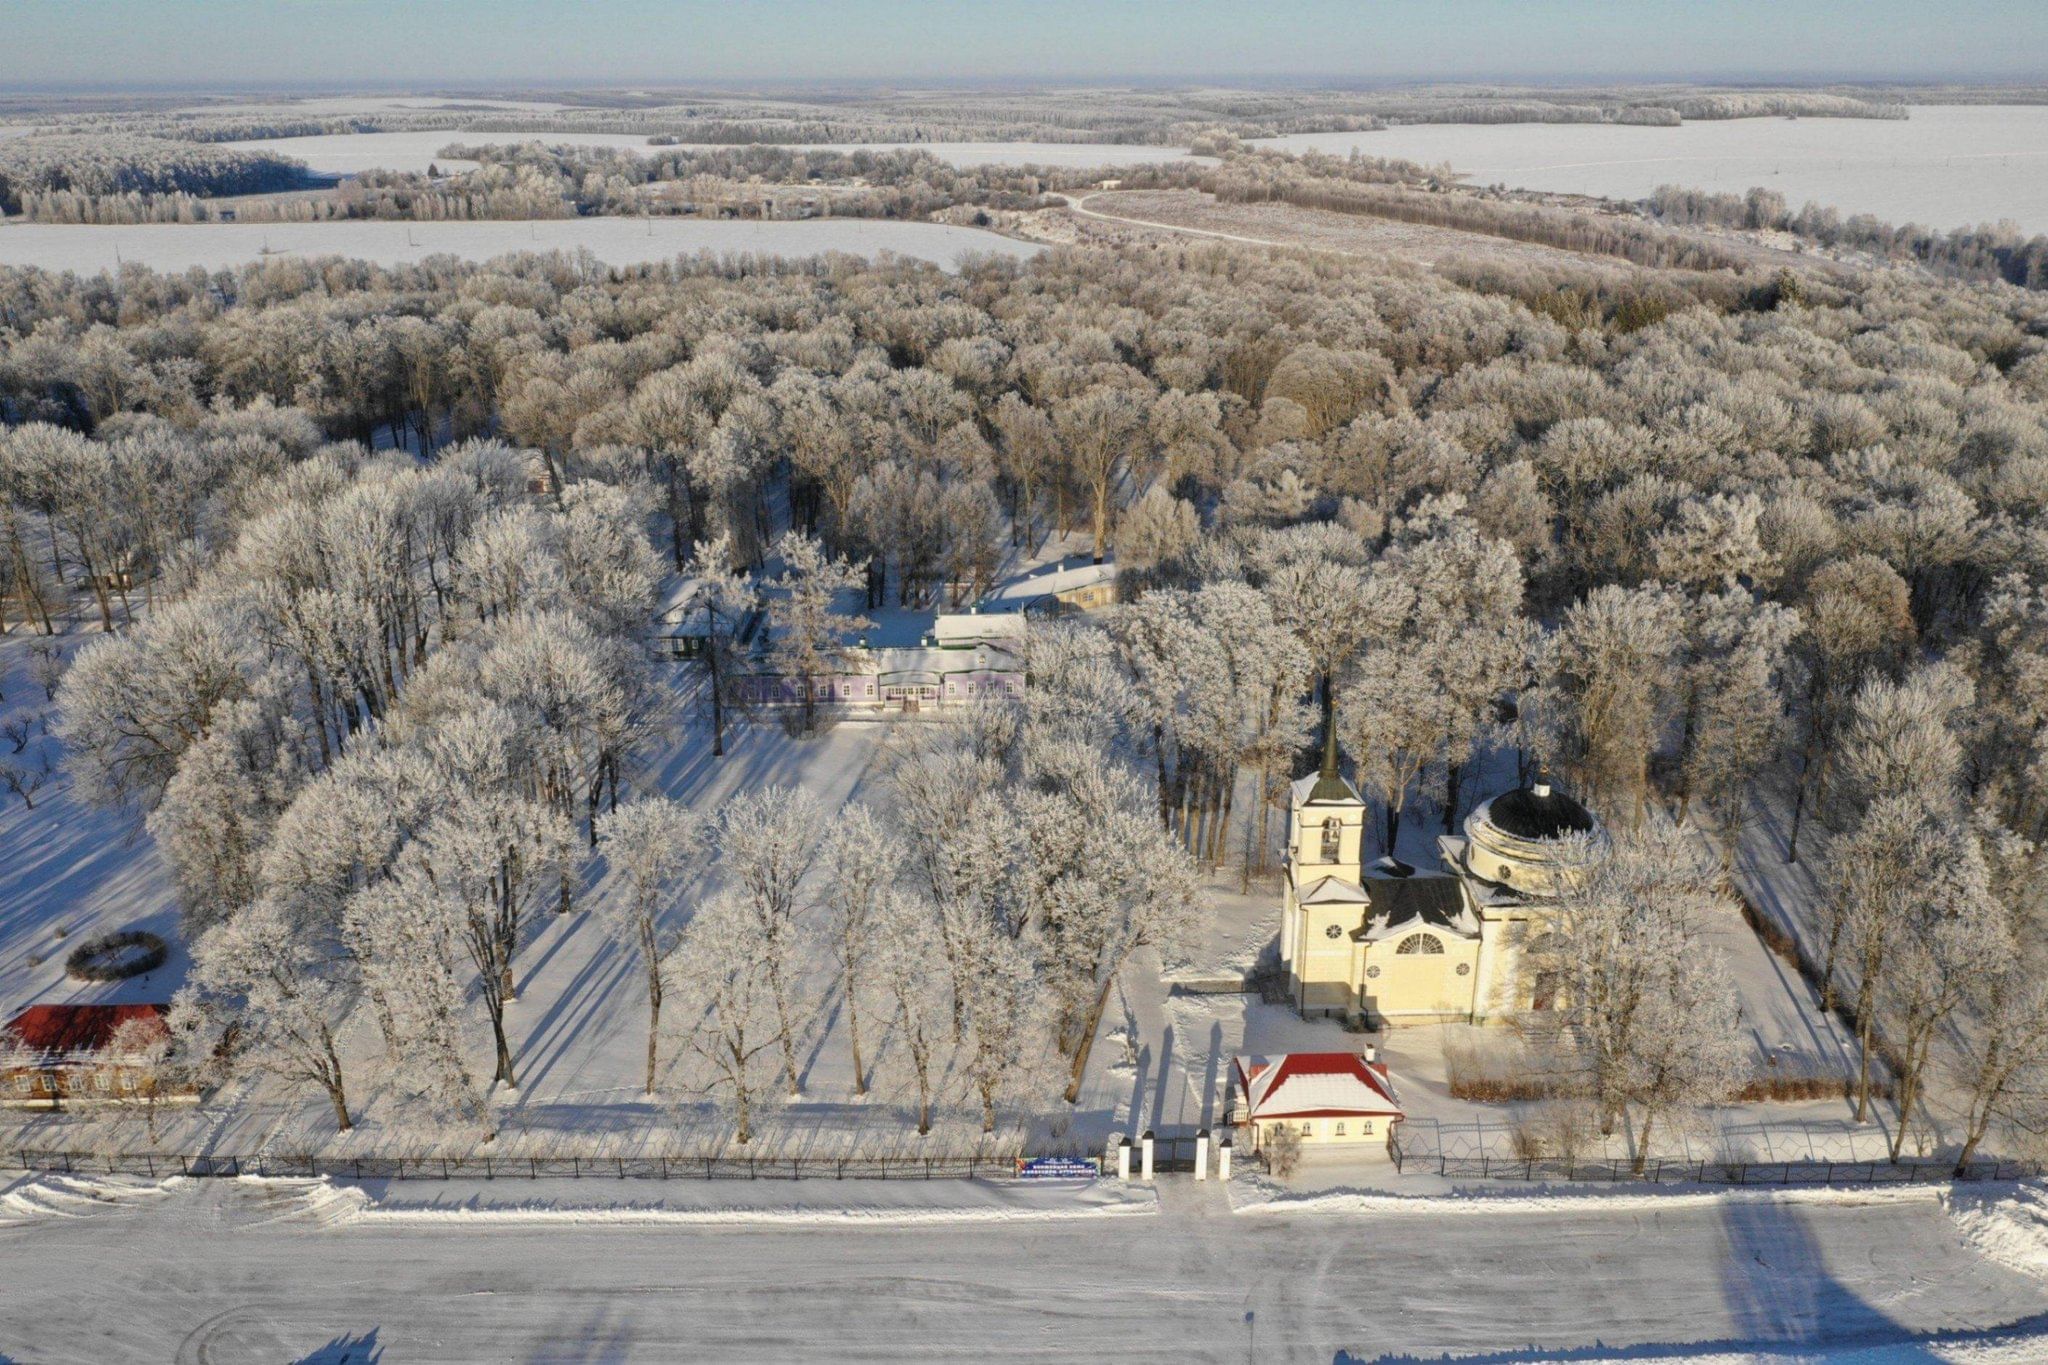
[1485,780,1595,842]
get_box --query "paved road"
[3,1177,2045,1363]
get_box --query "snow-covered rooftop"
[1235,1053,1403,1122]
[980,556,1117,609]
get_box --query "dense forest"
[2,227,2046,1150]
[0,133,307,216]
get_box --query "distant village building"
[1232,1050,1404,1157]
[1277,720,1599,1027]
[1,1003,195,1108]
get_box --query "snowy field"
[1253,105,2048,234]
[0,217,1041,274]
[3,1171,2048,1361]
[219,128,1215,176]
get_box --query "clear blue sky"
[5,0,2044,89]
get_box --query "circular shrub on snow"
[65,929,168,982]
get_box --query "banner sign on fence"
[1015,1155,1100,1180]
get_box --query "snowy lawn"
[0,626,185,1020]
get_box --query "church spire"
[1306,689,1356,804]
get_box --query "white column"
[1194,1129,1210,1180]
[1140,1130,1155,1181]
[1218,1138,1233,1181]
[1116,1138,1132,1181]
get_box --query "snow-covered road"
[4,1175,2047,1362]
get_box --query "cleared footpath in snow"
[4,1174,2048,1362]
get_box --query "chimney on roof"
[1533,768,1553,800]
[1363,1043,1377,1064]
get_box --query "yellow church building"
[1277,723,1600,1028]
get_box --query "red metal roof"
[1235,1052,1403,1121]
[4,1003,169,1058]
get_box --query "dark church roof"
[1356,874,1470,939]
[1487,783,1596,841]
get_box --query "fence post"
[1140,1130,1155,1181]
[1117,1138,1132,1181]
[1195,1130,1210,1181]
[618,1158,625,1178]
[1218,1138,1232,1182]
[793,1159,800,1181]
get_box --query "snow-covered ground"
[0,216,1040,275]
[0,626,184,1024]
[1253,105,2048,234]
[2,1170,2046,1362]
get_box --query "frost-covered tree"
[1677,587,1799,849]
[764,530,868,735]
[596,797,703,1095]
[959,929,1042,1134]
[680,533,756,757]
[1786,555,1915,862]
[188,896,356,1130]
[820,804,897,1096]
[1541,818,1743,1156]
[667,887,773,1144]
[1531,584,1686,826]
[715,785,821,1097]
[874,887,946,1136]
[1831,792,1992,1127]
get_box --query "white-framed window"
[1396,933,1445,955]
[1362,1121,1374,1135]
[120,1074,137,1093]
[1334,1122,1346,1136]
[1299,1121,1314,1137]
[10,1074,29,1094]
[93,1072,112,1092]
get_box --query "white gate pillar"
[1116,1138,1132,1181]
[1218,1137,1233,1181]
[1194,1129,1210,1180]
[1140,1129,1155,1181]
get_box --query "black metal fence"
[1410,1151,2042,1186]
[5,1151,1053,1182]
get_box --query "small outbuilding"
[1,1003,193,1108]
[1233,1050,1404,1158]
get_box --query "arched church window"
[1395,933,1445,955]
[1320,817,1341,862]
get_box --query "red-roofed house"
[2,1003,194,1109]
[1233,1050,1404,1158]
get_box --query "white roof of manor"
[981,557,1116,607]
[1235,1053,1404,1122]
[932,610,1029,646]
